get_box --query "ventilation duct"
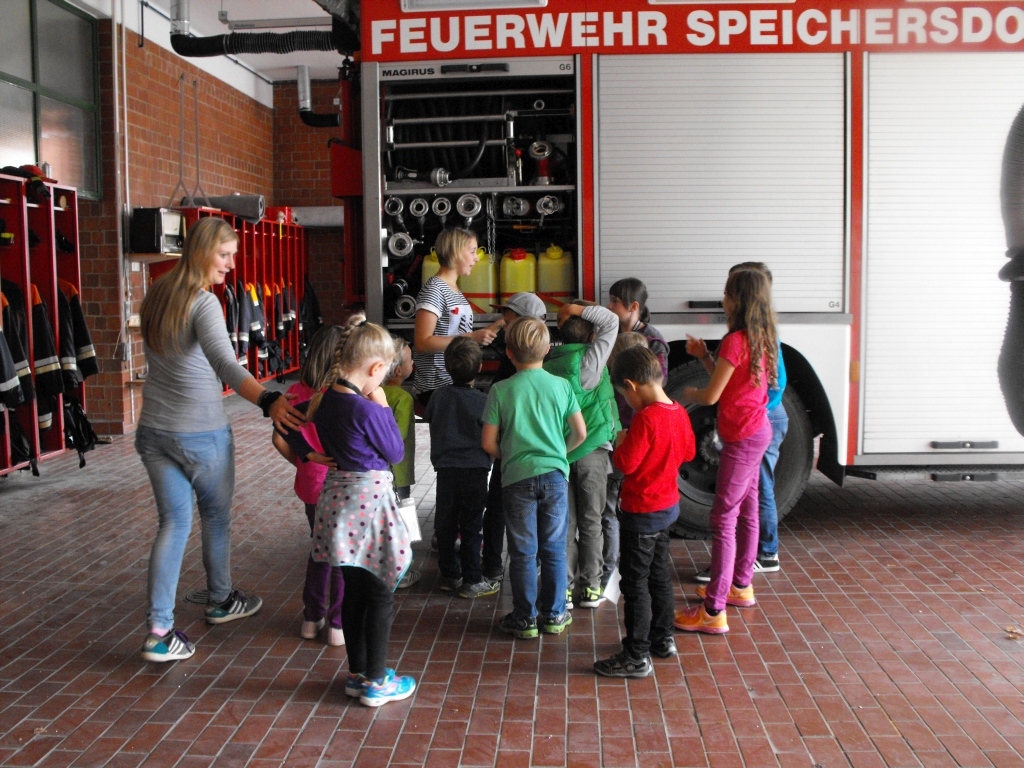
[297,65,341,128]
[169,0,359,59]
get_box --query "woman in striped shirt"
[412,227,502,406]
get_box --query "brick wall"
[272,80,348,326]
[79,22,274,436]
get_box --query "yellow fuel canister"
[536,244,575,312]
[499,247,537,303]
[421,248,441,286]
[458,247,499,314]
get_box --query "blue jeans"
[502,471,569,621]
[136,425,235,631]
[758,404,789,559]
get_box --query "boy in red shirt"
[594,347,696,678]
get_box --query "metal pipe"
[385,88,573,101]
[390,139,506,150]
[169,0,188,36]
[391,114,510,126]
[297,65,312,112]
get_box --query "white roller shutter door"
[596,54,846,314]
[863,53,1024,454]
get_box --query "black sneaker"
[437,575,463,592]
[753,556,780,573]
[594,652,654,679]
[694,567,711,584]
[498,612,539,639]
[205,589,263,625]
[650,637,678,658]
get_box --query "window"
[0,0,99,198]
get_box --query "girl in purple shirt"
[284,314,417,708]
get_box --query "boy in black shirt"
[423,337,497,598]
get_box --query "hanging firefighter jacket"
[57,279,97,381]
[29,285,64,431]
[300,275,321,346]
[222,282,241,362]
[246,282,267,359]
[235,279,251,362]
[1,281,36,402]
[0,322,25,412]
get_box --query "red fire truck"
[340,0,1024,535]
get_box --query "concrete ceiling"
[145,0,350,82]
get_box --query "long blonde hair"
[141,217,238,354]
[307,312,396,418]
[724,268,778,389]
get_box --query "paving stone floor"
[1,390,1024,767]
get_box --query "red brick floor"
[2,395,1024,767]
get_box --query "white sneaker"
[300,618,325,640]
[327,627,345,647]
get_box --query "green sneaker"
[499,612,539,639]
[579,587,606,608]
[542,612,572,634]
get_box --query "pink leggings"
[705,423,773,612]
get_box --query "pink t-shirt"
[288,381,328,505]
[716,330,768,443]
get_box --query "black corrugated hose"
[998,103,1024,434]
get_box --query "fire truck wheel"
[663,361,814,539]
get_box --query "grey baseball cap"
[491,292,546,318]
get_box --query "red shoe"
[695,583,755,608]
[673,603,729,634]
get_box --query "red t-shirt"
[716,330,768,442]
[613,401,696,514]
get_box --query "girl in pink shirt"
[272,325,346,647]
[675,269,778,634]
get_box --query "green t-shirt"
[382,385,415,489]
[482,368,580,487]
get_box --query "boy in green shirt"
[482,317,587,638]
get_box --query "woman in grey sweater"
[136,216,304,663]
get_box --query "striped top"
[413,276,474,393]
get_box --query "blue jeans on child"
[503,471,569,621]
[135,425,235,631]
[758,403,789,560]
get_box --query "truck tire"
[664,361,814,539]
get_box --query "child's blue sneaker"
[359,670,416,707]
[344,671,370,697]
[140,629,195,662]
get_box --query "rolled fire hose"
[999,103,1024,435]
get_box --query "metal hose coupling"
[502,196,530,218]
[431,196,451,226]
[457,194,482,227]
[388,231,415,258]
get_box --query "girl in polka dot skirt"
[283,313,416,707]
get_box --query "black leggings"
[340,566,394,681]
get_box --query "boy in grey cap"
[481,292,547,580]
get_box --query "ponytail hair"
[608,277,651,325]
[724,269,778,389]
[300,325,346,389]
[307,313,397,418]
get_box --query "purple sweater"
[286,388,404,472]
